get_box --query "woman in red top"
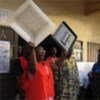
[16,42,55,100]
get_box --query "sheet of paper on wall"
[0,41,10,73]
[7,0,56,46]
[53,21,77,52]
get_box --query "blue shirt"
[92,62,100,73]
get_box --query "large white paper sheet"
[8,0,56,46]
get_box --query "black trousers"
[78,86,86,100]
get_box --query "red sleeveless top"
[18,56,30,91]
[19,56,55,100]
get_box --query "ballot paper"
[7,0,56,46]
[40,21,77,53]
[53,21,77,52]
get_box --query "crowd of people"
[14,42,80,100]
[15,41,100,100]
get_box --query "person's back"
[92,62,100,73]
[92,49,100,73]
[89,49,100,100]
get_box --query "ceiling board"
[85,0,100,14]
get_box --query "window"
[73,41,83,61]
[87,42,100,62]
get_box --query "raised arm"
[27,42,37,74]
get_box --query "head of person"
[50,47,57,56]
[23,42,34,59]
[35,46,46,61]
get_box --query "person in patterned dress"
[56,49,80,100]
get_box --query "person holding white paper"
[16,42,55,100]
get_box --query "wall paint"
[33,1,100,61]
[0,0,100,61]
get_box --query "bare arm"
[27,46,37,74]
[50,63,58,72]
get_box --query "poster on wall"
[0,41,10,73]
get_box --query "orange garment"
[19,56,54,100]
[38,61,55,97]
[19,56,30,91]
